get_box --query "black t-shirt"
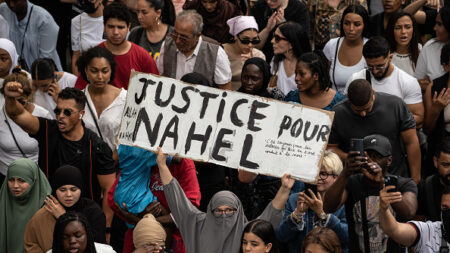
[128,26,174,60]
[330,93,416,177]
[417,174,444,221]
[251,0,310,62]
[369,12,385,37]
[345,173,418,253]
[30,117,116,204]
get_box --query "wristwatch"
[318,212,327,221]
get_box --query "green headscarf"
[0,158,51,253]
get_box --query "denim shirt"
[275,186,349,253]
[0,1,62,70]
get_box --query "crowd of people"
[0,0,449,252]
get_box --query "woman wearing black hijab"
[238,57,272,98]
[24,165,106,253]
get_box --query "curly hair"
[76,46,116,84]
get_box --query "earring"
[155,17,160,26]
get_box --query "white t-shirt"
[82,86,127,150]
[415,38,445,81]
[71,12,104,52]
[157,37,232,85]
[345,65,423,105]
[33,72,77,119]
[0,103,51,175]
[409,221,449,253]
[46,242,116,253]
[392,44,422,77]
[270,59,296,96]
[324,37,368,93]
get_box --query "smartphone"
[304,183,317,197]
[350,138,364,156]
[384,175,398,193]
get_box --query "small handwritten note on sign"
[118,72,334,183]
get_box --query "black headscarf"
[52,165,84,212]
[52,165,107,243]
[238,57,271,97]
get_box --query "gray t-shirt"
[409,221,449,253]
[128,25,174,61]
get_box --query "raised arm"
[379,185,418,247]
[4,81,40,134]
[323,151,365,213]
[423,84,450,134]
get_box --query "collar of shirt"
[15,1,33,31]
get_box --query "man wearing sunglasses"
[3,84,116,236]
[157,10,232,89]
[345,36,424,129]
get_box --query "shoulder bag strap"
[365,69,371,85]
[84,89,104,140]
[360,195,371,253]
[332,37,341,90]
[79,14,82,52]
[20,6,34,56]
[3,108,27,158]
[441,225,449,253]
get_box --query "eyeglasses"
[319,171,337,180]
[237,35,261,45]
[366,61,389,72]
[212,208,237,217]
[273,34,288,43]
[170,31,192,43]
[53,107,77,117]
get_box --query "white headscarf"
[0,38,19,74]
[227,16,259,36]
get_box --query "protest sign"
[118,72,334,183]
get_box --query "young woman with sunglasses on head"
[0,68,51,185]
[284,51,346,111]
[223,16,266,90]
[269,22,311,99]
[31,58,77,119]
[77,46,127,160]
[275,150,348,253]
[323,4,369,93]
[385,11,421,77]
[128,0,176,61]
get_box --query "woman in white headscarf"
[223,16,266,91]
[0,38,19,84]
[156,147,294,253]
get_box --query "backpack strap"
[360,193,371,252]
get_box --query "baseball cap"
[363,134,392,157]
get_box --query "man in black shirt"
[418,136,450,221]
[4,85,116,232]
[328,79,421,183]
[324,134,418,253]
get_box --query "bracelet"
[105,227,111,233]
[291,210,305,224]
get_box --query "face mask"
[79,0,97,14]
[441,209,450,242]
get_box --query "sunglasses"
[53,108,77,117]
[170,31,192,43]
[273,34,288,43]
[238,36,261,45]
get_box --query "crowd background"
[0,0,449,252]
